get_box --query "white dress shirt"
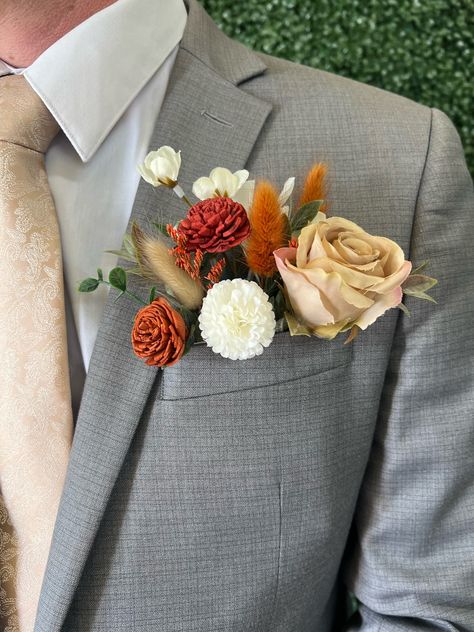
[0,0,187,413]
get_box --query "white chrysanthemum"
[198,279,276,360]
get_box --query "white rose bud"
[138,146,181,188]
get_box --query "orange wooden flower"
[132,298,187,367]
[298,162,329,212]
[245,180,287,277]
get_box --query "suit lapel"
[35,2,272,630]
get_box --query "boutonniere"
[79,145,437,367]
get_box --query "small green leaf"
[402,274,438,293]
[403,289,438,303]
[109,267,127,292]
[290,200,323,232]
[149,287,157,303]
[412,260,430,275]
[182,322,198,356]
[97,268,103,281]
[153,222,172,237]
[398,301,411,316]
[284,311,312,337]
[178,306,199,332]
[78,278,100,293]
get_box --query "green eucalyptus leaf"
[290,200,323,232]
[403,289,438,303]
[149,287,157,303]
[182,322,198,356]
[402,273,438,293]
[109,267,127,292]
[97,268,103,281]
[398,301,411,316]
[178,306,199,332]
[412,260,430,275]
[78,278,99,293]
[284,311,312,337]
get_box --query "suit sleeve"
[342,107,474,631]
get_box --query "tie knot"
[0,75,59,153]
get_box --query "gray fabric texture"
[33,0,474,630]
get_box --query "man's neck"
[0,0,117,68]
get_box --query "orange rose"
[132,298,187,367]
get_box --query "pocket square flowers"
[79,146,437,367]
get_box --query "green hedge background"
[201,0,473,176]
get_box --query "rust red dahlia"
[178,196,251,253]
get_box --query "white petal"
[209,167,239,196]
[233,180,255,211]
[233,169,250,189]
[278,177,295,207]
[192,176,215,200]
[137,162,160,187]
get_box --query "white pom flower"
[138,146,181,187]
[198,279,276,360]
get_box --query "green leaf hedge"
[201,0,473,175]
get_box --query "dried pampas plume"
[132,223,204,310]
[298,162,329,212]
[244,180,288,278]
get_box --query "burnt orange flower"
[132,298,187,367]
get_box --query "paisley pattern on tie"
[0,76,73,632]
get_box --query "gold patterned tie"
[0,75,73,631]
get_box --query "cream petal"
[278,177,295,206]
[157,146,181,179]
[326,259,384,289]
[137,162,160,187]
[325,216,367,234]
[209,167,238,196]
[232,179,255,211]
[322,239,342,262]
[192,176,215,200]
[311,319,352,340]
[370,260,412,294]
[354,286,403,330]
[308,210,328,225]
[294,264,366,322]
[296,224,319,267]
[274,252,334,326]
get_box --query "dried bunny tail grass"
[298,162,329,212]
[132,223,204,310]
[245,180,287,278]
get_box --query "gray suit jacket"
[34,0,474,630]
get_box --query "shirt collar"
[2,0,187,162]
[0,60,24,76]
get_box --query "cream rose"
[273,216,412,339]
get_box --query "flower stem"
[101,281,147,306]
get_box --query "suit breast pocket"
[159,329,353,400]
